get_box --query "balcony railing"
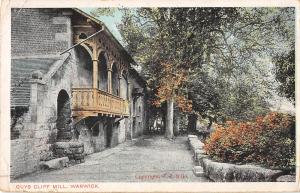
[72,88,129,119]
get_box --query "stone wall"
[10,8,147,178]
[117,119,126,144]
[74,117,126,155]
[10,9,74,178]
[10,55,75,178]
[76,118,106,155]
[11,139,38,178]
[128,75,147,139]
[11,8,71,57]
[187,135,291,182]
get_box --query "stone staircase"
[40,121,85,170]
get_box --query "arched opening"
[92,124,100,136]
[106,124,113,148]
[120,71,128,99]
[74,45,93,88]
[111,63,119,96]
[98,52,108,91]
[56,90,72,141]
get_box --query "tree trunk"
[161,113,166,134]
[165,98,174,139]
[187,113,197,133]
[174,112,180,136]
[207,116,213,130]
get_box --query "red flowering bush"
[204,112,295,170]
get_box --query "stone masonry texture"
[10,8,148,179]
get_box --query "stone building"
[10,8,148,178]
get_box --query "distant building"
[10,8,148,178]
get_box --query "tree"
[90,7,295,136]
[273,48,295,103]
[118,8,240,138]
[186,7,295,122]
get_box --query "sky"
[81,8,124,45]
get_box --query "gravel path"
[12,135,209,182]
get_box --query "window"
[79,33,87,39]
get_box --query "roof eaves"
[72,8,136,65]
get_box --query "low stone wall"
[187,135,293,182]
[201,158,284,182]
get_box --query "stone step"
[40,157,69,170]
[188,135,198,139]
[193,166,206,177]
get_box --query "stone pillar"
[25,79,44,139]
[108,69,112,94]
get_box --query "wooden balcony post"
[127,80,131,101]
[108,69,112,94]
[92,59,98,89]
[92,39,99,107]
[92,38,98,89]
[118,76,122,97]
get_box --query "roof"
[11,58,59,107]
[72,8,136,65]
[129,67,147,87]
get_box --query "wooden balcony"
[72,88,129,121]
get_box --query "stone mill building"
[10,8,148,178]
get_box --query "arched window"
[98,52,108,91]
[74,45,93,88]
[111,63,119,96]
[120,72,128,99]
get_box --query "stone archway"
[56,90,72,141]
